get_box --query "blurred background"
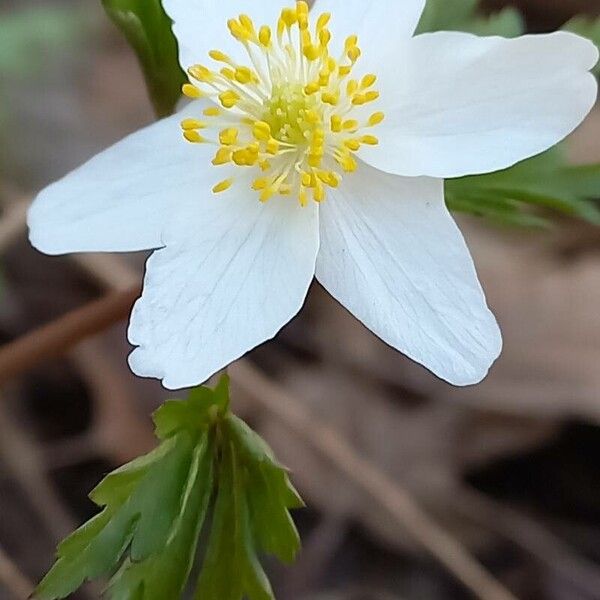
[1,0,600,599]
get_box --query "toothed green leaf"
[34,375,303,600]
[194,416,302,600]
[447,150,600,227]
[108,435,214,600]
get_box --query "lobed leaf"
[108,435,214,600]
[34,376,303,600]
[194,416,302,600]
[447,150,600,227]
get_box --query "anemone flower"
[28,1,598,389]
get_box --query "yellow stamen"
[183,130,206,144]
[181,119,207,130]
[213,179,234,194]
[368,112,385,126]
[180,3,384,206]
[182,83,204,99]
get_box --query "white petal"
[163,0,285,71]
[128,191,319,389]
[360,31,599,178]
[28,102,213,255]
[313,0,425,64]
[316,161,502,386]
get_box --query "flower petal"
[128,191,319,389]
[28,102,213,255]
[316,161,502,386]
[360,31,599,178]
[163,0,286,71]
[313,0,425,62]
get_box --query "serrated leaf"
[195,418,302,600]
[101,0,185,117]
[35,434,198,599]
[195,439,273,600]
[447,149,600,226]
[34,509,137,599]
[107,434,214,600]
[35,424,206,598]
[35,376,302,600]
[227,417,302,564]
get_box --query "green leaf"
[194,416,302,600]
[195,439,273,600]
[34,375,303,600]
[35,432,202,599]
[227,416,303,563]
[101,0,186,117]
[447,149,600,227]
[153,375,230,439]
[108,435,214,600]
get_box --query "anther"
[213,179,234,193]
[219,90,240,108]
[182,83,204,99]
[181,119,207,130]
[259,26,272,47]
[180,3,384,207]
[183,130,206,144]
[203,107,222,117]
[368,112,385,126]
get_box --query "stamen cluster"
[181,1,384,205]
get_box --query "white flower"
[28,1,598,390]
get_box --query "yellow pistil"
[181,3,383,205]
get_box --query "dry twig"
[0,287,139,384]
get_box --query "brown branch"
[0,286,139,385]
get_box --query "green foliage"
[34,376,302,600]
[101,0,186,118]
[418,0,600,227]
[447,150,600,227]
[196,417,302,600]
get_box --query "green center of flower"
[262,83,320,146]
[180,1,384,205]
